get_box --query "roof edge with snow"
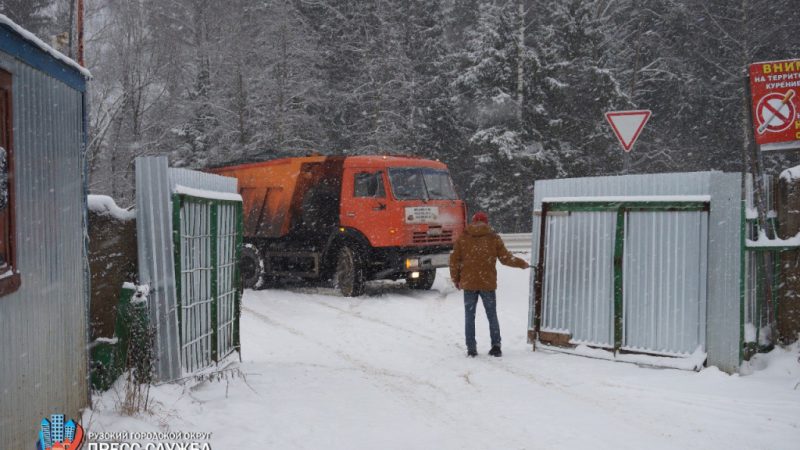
[0,14,91,92]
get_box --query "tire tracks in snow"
[244,305,441,392]
[242,305,498,445]
[245,299,671,441]
[304,296,448,345]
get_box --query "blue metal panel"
[0,24,86,92]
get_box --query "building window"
[0,69,20,296]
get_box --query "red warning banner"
[749,59,800,149]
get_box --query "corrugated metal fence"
[136,157,242,381]
[530,172,743,373]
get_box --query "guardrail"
[499,233,532,252]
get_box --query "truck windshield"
[388,167,458,200]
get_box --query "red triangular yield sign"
[605,110,651,152]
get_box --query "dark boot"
[488,346,502,357]
[467,349,478,357]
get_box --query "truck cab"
[338,156,465,290]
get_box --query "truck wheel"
[335,245,365,297]
[407,269,436,290]
[240,243,265,290]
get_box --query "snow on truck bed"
[84,265,800,449]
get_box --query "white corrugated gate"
[621,211,708,356]
[541,211,616,348]
[529,173,756,373]
[534,195,712,366]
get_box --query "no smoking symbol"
[757,90,797,134]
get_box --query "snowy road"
[86,265,800,449]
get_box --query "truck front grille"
[412,230,453,244]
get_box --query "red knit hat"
[471,211,489,223]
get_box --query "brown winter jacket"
[449,222,528,291]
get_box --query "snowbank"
[740,342,800,380]
[541,344,707,371]
[88,195,136,221]
[746,229,800,248]
[779,165,800,183]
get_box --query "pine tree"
[451,0,545,229]
[0,0,54,37]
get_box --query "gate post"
[210,202,219,362]
[777,175,800,343]
[613,208,625,355]
[532,203,549,351]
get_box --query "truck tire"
[407,269,436,290]
[335,245,365,297]
[240,243,265,290]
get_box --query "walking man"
[449,211,529,357]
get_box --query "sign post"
[605,110,651,174]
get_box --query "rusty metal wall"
[530,172,743,373]
[0,53,88,446]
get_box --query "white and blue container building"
[0,14,91,448]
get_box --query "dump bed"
[210,156,345,239]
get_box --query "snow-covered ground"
[85,264,800,449]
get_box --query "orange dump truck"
[210,155,466,296]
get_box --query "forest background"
[2,0,799,231]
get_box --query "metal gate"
[535,198,709,358]
[174,193,243,373]
[540,211,616,348]
[622,211,708,356]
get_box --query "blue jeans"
[464,290,501,352]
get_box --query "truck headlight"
[405,258,419,269]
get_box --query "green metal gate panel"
[173,194,243,373]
